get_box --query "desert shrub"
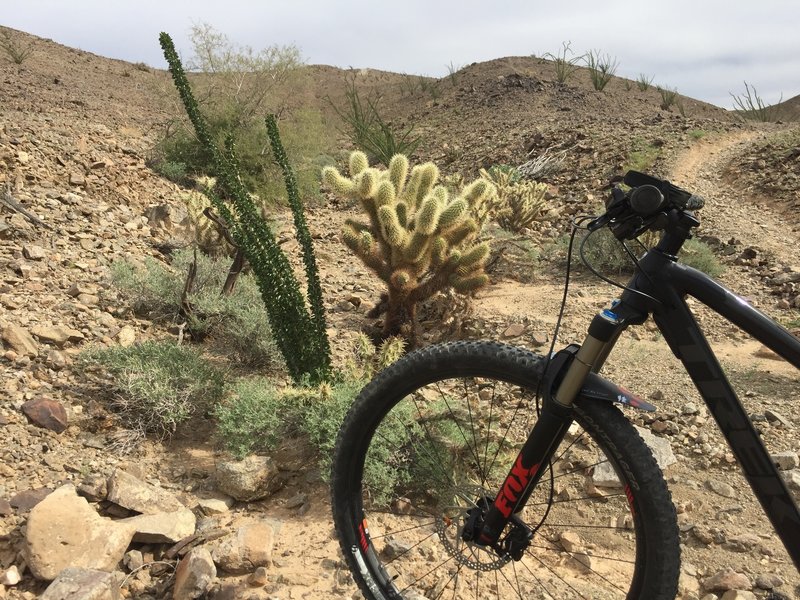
[445,61,463,86]
[636,74,654,91]
[730,81,782,122]
[322,152,495,345]
[331,70,422,166]
[584,50,618,91]
[0,29,33,64]
[577,229,722,276]
[658,86,679,110]
[81,341,226,441]
[624,138,661,173]
[111,249,280,368]
[480,166,549,233]
[161,32,331,384]
[544,41,582,84]
[689,129,707,140]
[214,379,284,458]
[152,23,331,204]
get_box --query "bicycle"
[330,170,800,599]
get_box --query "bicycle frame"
[479,239,800,570]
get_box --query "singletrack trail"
[669,129,800,268]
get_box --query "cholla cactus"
[323,152,496,344]
[480,167,549,233]
[183,188,236,256]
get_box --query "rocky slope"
[0,26,799,600]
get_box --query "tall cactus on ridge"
[323,152,496,345]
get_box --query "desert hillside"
[1,27,799,600]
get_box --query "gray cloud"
[3,0,798,108]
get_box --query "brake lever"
[588,186,627,231]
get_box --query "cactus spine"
[322,152,496,345]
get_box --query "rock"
[772,451,799,470]
[210,520,278,574]
[77,474,108,502]
[720,592,756,600]
[122,509,196,543]
[594,425,676,487]
[702,568,751,592]
[22,245,47,260]
[706,479,737,498]
[1,322,38,356]
[754,573,783,590]
[558,531,582,553]
[764,409,791,427]
[214,456,280,502]
[116,326,136,347]
[69,172,86,186]
[10,487,54,512]
[0,499,12,516]
[501,323,526,338]
[21,398,68,433]
[196,494,233,515]
[248,566,269,586]
[46,348,68,370]
[40,567,121,600]
[123,550,143,572]
[1,566,20,586]
[31,324,85,347]
[25,485,135,580]
[173,548,216,600]
[106,469,185,514]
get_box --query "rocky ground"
[0,27,799,600]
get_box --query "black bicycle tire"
[331,340,680,599]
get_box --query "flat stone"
[706,479,737,499]
[764,410,791,427]
[122,509,196,543]
[173,547,216,600]
[10,487,54,512]
[1,322,38,356]
[25,485,135,580]
[196,494,233,515]
[106,469,185,514]
[22,245,47,260]
[31,324,85,347]
[40,567,121,600]
[215,456,280,502]
[720,591,757,600]
[210,520,278,575]
[21,398,68,433]
[772,451,800,471]
[501,323,526,338]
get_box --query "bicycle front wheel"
[332,341,680,599]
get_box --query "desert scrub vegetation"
[152,23,332,203]
[636,74,654,91]
[331,70,422,166]
[111,249,280,368]
[160,31,331,384]
[624,138,661,173]
[584,50,618,91]
[730,81,782,122]
[0,28,33,64]
[480,165,551,233]
[658,86,679,110]
[81,341,226,442]
[323,151,495,345]
[543,41,582,84]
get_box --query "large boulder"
[210,520,278,575]
[173,548,216,600]
[25,485,135,580]
[214,456,280,502]
[106,469,185,514]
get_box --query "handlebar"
[588,170,704,240]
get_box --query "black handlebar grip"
[629,185,664,216]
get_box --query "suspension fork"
[474,301,645,549]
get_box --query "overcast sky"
[3,0,798,109]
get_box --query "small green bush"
[624,138,661,173]
[584,50,618,91]
[544,41,582,84]
[636,74,654,91]
[111,249,280,368]
[730,81,782,122]
[658,86,679,110]
[0,29,33,64]
[81,341,226,440]
[214,379,283,458]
